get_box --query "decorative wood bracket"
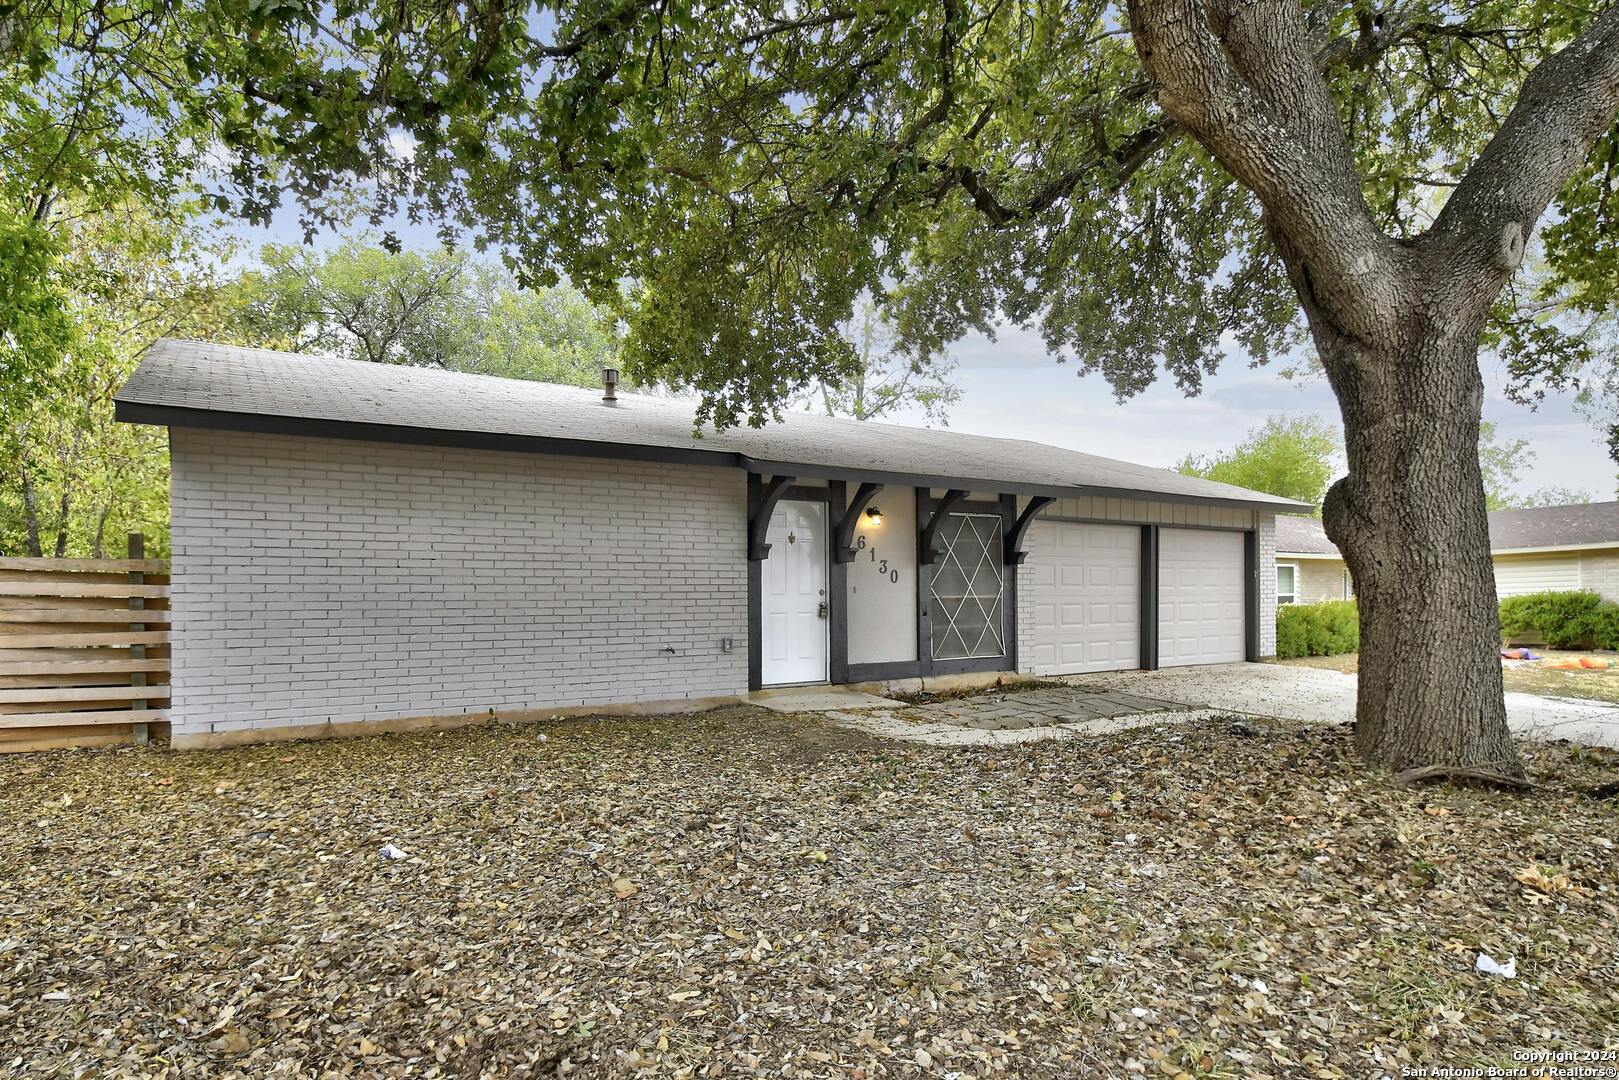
[747,475,796,561]
[918,489,969,565]
[1004,496,1056,565]
[833,482,882,564]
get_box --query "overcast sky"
[224,207,1614,505]
[876,321,1615,503]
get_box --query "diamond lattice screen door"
[928,513,1006,660]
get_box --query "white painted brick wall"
[1013,500,1279,665]
[1256,512,1277,657]
[168,429,749,737]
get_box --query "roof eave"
[116,399,1311,515]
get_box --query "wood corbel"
[1004,496,1056,565]
[747,474,796,560]
[833,482,883,564]
[918,489,969,565]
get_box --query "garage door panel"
[1024,521,1141,676]
[1158,528,1245,667]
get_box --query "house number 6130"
[863,540,899,583]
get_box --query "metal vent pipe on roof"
[601,368,619,403]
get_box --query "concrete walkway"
[1063,662,1619,749]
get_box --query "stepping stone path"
[899,688,1194,730]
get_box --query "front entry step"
[748,688,905,713]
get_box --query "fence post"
[128,532,149,747]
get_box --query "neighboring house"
[115,339,1307,749]
[1275,504,1619,606]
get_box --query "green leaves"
[5,0,1618,430]
[229,241,625,388]
[1176,415,1342,507]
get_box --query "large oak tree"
[11,0,1619,779]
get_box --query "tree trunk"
[19,462,44,558]
[1319,327,1524,780]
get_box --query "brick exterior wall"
[167,428,749,741]
[1013,497,1278,665]
[1256,513,1278,657]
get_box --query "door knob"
[818,601,829,619]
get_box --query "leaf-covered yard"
[2,709,1616,1078]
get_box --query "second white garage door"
[1159,528,1246,667]
[1024,521,1140,675]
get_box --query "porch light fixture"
[865,506,883,526]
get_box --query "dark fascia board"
[736,457,1312,514]
[115,400,730,469]
[115,400,1313,515]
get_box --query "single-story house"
[116,339,1308,749]
[1275,503,1619,605]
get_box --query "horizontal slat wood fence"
[0,534,169,752]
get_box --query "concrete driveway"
[1064,662,1619,749]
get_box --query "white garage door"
[1023,521,1140,675]
[1159,528,1246,667]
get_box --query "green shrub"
[1498,591,1606,649]
[1587,604,1619,651]
[1275,600,1359,659]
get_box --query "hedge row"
[1498,590,1619,650]
[1274,590,1619,658]
[1275,599,1359,659]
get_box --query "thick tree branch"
[1125,0,1403,341]
[1432,7,1619,274]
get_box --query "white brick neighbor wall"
[1014,498,1278,665]
[1255,512,1277,657]
[168,428,748,744]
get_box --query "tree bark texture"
[1317,313,1516,774]
[1127,0,1619,778]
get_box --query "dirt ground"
[2,708,1616,1078]
[1278,651,1619,706]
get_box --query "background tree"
[11,1,1619,780]
[0,204,233,557]
[1176,415,1341,508]
[232,243,472,366]
[798,303,961,424]
[230,242,623,386]
[1477,422,1596,511]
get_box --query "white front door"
[762,499,829,685]
[1024,520,1140,675]
[1158,528,1247,667]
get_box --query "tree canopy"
[231,242,623,386]
[0,204,235,556]
[796,303,961,424]
[9,1,1615,428]
[1176,415,1341,507]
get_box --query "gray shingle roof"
[1274,515,1339,555]
[116,339,1312,511]
[1276,502,1619,556]
[1487,502,1619,550]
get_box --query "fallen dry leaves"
[1,709,1616,1078]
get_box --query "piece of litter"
[535,733,549,742]
[1251,978,1269,995]
[1475,952,1516,979]
[378,843,408,861]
